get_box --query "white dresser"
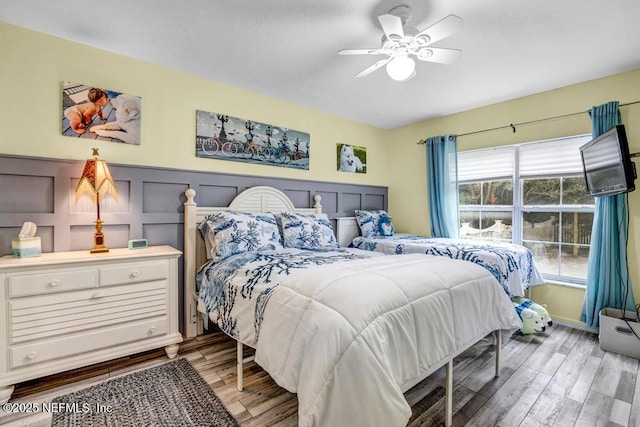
[0,246,182,403]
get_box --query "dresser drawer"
[9,317,169,369]
[100,261,168,286]
[9,280,168,344]
[8,269,99,297]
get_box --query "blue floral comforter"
[351,234,544,297]
[196,247,379,347]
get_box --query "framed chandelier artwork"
[195,110,310,170]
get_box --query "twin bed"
[335,214,545,298]
[183,186,523,427]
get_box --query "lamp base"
[90,230,109,253]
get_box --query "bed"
[183,186,522,427]
[336,212,545,298]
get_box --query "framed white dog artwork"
[337,143,367,173]
[61,81,141,145]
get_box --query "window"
[458,135,594,284]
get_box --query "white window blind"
[458,147,514,181]
[519,135,591,177]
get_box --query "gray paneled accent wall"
[0,154,387,333]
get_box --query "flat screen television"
[579,124,636,197]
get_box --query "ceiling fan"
[339,5,463,81]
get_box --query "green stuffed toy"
[512,302,546,335]
[512,296,553,328]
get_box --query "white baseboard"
[553,318,598,335]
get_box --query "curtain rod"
[416,100,640,145]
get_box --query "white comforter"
[255,253,522,427]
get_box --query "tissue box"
[12,237,42,258]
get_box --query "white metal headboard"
[183,186,322,338]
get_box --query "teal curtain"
[580,101,636,328]
[426,134,459,238]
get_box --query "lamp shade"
[75,148,118,203]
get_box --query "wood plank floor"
[2,324,639,426]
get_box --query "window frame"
[458,136,595,286]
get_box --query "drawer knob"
[130,271,140,279]
[91,292,103,299]
[148,327,156,335]
[27,351,38,360]
[49,280,60,287]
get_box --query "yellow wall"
[0,22,390,186]
[2,22,639,327]
[387,69,640,328]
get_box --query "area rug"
[52,358,239,427]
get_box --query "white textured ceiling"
[2,0,640,129]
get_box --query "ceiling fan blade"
[378,14,404,40]
[415,14,463,45]
[354,57,391,78]
[338,48,384,56]
[416,47,462,64]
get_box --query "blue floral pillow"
[199,211,283,262]
[355,209,392,238]
[276,212,339,250]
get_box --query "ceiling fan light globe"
[386,56,416,81]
